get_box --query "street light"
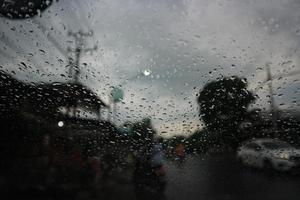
[58,121,64,127]
[143,69,152,77]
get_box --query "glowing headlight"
[277,153,289,160]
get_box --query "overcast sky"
[0,0,300,137]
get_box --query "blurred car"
[237,138,300,171]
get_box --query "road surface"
[3,153,300,200]
[165,154,300,200]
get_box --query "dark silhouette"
[130,118,155,148]
[0,70,108,120]
[30,82,108,119]
[197,76,255,148]
[0,71,127,199]
[0,0,53,19]
[129,118,166,200]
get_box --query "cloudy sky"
[0,0,300,137]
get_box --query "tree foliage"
[197,76,255,131]
[197,76,255,147]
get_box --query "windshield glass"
[0,0,300,199]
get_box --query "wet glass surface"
[0,0,300,199]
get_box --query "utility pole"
[266,63,278,131]
[67,30,97,83]
[67,30,97,117]
[252,64,300,135]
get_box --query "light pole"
[253,63,300,131]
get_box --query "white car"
[237,138,300,171]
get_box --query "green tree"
[197,76,255,147]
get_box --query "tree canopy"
[197,76,255,134]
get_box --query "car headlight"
[276,153,289,160]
